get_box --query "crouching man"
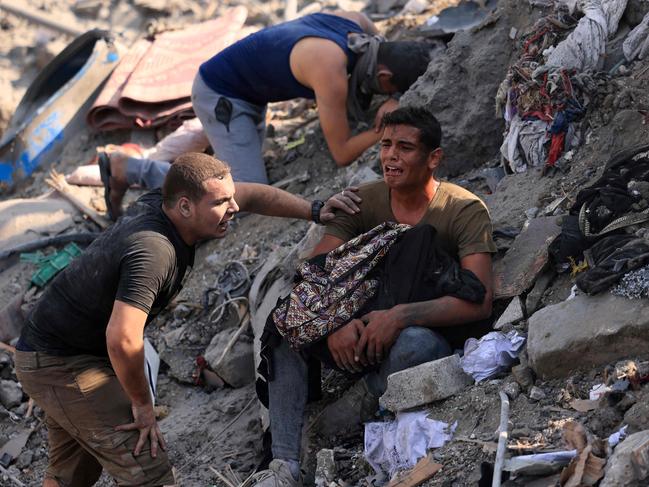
[253,107,497,486]
[14,152,356,487]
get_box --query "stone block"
[0,380,23,409]
[494,296,524,330]
[528,292,649,378]
[601,430,649,487]
[379,354,473,412]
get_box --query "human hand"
[373,98,399,132]
[115,402,166,458]
[327,319,367,372]
[355,308,405,365]
[320,187,362,222]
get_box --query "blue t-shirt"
[199,13,363,106]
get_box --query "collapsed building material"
[528,292,649,378]
[379,354,473,412]
[601,430,649,486]
[0,30,123,191]
[493,216,561,299]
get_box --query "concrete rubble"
[0,0,649,484]
[379,354,473,412]
[528,292,649,378]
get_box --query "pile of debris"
[1,0,649,485]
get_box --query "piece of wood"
[387,453,442,487]
[46,170,110,230]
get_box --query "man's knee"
[388,326,451,370]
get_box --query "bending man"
[102,10,431,218]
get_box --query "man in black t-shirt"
[14,152,356,487]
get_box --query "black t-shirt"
[17,190,194,356]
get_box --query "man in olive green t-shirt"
[260,107,496,487]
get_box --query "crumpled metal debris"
[611,265,649,299]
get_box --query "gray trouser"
[126,73,268,187]
[269,326,452,462]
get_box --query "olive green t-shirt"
[325,180,497,260]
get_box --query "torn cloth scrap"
[87,7,248,131]
[364,412,456,478]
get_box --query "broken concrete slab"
[0,380,22,409]
[601,430,649,487]
[494,296,524,330]
[525,269,555,315]
[493,217,562,300]
[379,354,473,412]
[528,292,649,378]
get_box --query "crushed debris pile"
[1,0,649,485]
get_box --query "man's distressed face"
[190,175,239,240]
[379,124,436,189]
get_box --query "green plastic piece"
[30,243,82,287]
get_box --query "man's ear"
[178,196,193,218]
[376,65,396,93]
[427,148,443,172]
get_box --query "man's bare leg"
[105,152,129,219]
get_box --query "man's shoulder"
[437,182,489,211]
[357,179,387,197]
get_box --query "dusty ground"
[2,0,649,486]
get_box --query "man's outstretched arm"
[234,183,361,223]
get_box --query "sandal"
[98,151,115,221]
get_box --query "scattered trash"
[504,450,577,476]
[460,330,526,382]
[559,421,607,486]
[589,383,612,401]
[608,425,628,447]
[284,135,306,150]
[364,412,456,478]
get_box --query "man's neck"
[163,205,196,247]
[390,178,440,210]
[388,178,440,226]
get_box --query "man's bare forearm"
[395,295,492,329]
[328,129,382,166]
[235,182,311,220]
[107,337,151,407]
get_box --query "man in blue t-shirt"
[102,10,432,219]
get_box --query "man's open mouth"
[384,165,403,176]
